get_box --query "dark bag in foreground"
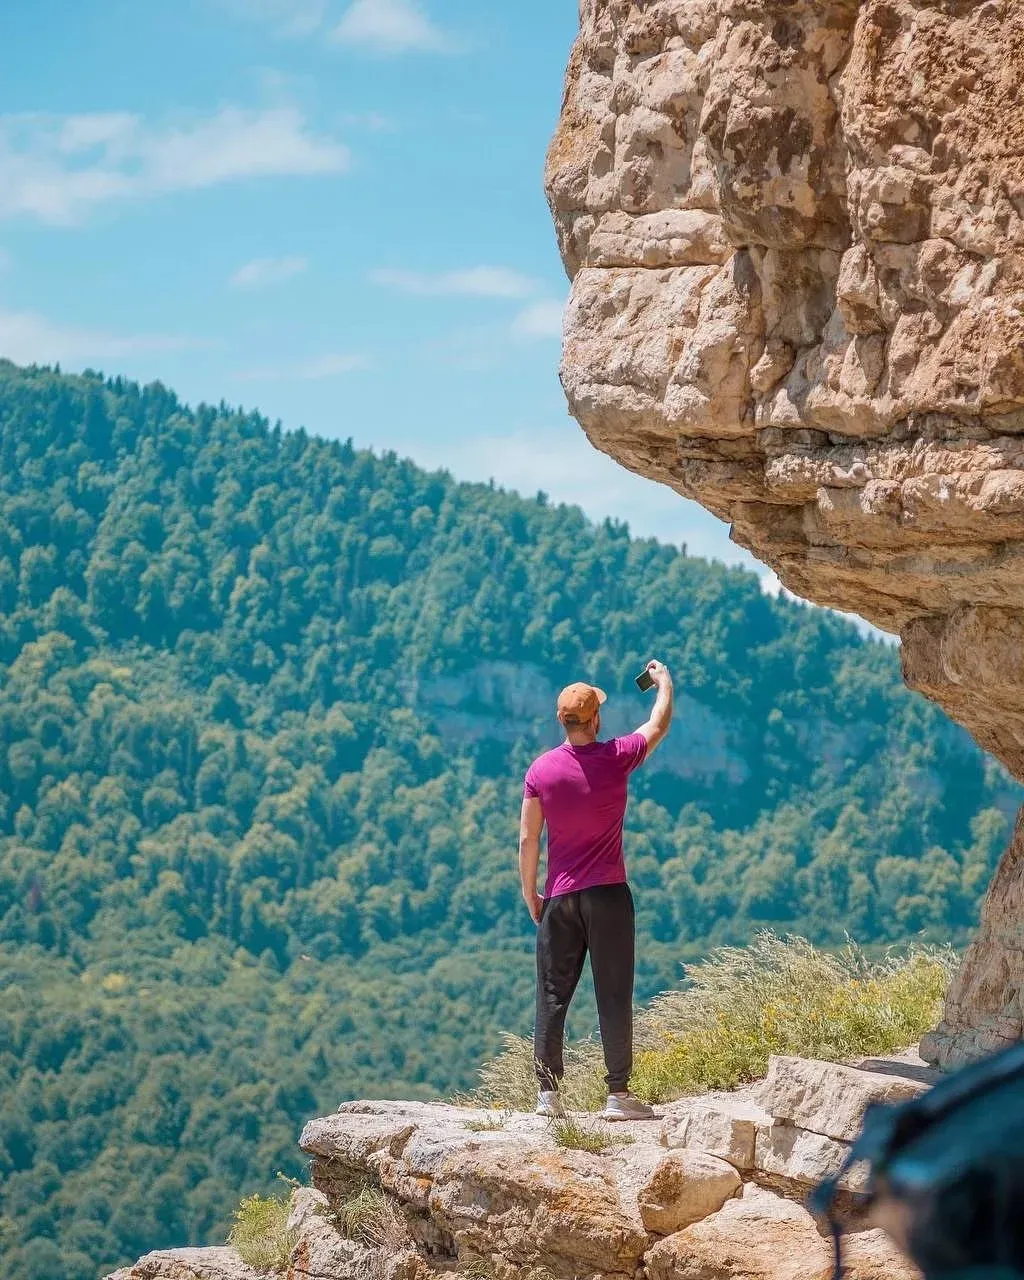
[809,1040,1024,1280]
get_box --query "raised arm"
[519,796,545,924]
[636,659,674,756]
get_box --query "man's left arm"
[519,797,545,924]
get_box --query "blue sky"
[0,0,771,576]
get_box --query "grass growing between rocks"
[460,1259,555,1280]
[459,1263,499,1280]
[335,1182,407,1249]
[469,933,955,1109]
[549,1115,635,1154]
[464,1109,513,1132]
[227,1193,299,1273]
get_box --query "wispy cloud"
[0,305,192,366]
[511,299,564,340]
[331,0,452,54]
[231,255,309,289]
[0,106,349,225]
[371,265,539,299]
[234,351,371,381]
[338,110,394,132]
[213,0,328,37]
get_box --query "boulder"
[287,1186,374,1280]
[637,1149,741,1235]
[759,1056,929,1143]
[922,810,1024,1068]
[661,1092,770,1171]
[299,1099,670,1278]
[110,1081,929,1280]
[753,1123,865,1194]
[427,1141,650,1277]
[644,1185,918,1280]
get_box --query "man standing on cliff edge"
[519,660,674,1120]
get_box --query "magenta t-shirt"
[523,733,648,899]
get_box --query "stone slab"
[759,1056,929,1143]
[101,1249,262,1280]
[754,1123,865,1194]
[638,1149,741,1234]
[661,1092,771,1170]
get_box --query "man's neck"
[565,730,598,747]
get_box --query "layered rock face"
[547,0,1024,775]
[104,1054,930,1280]
[546,0,1024,1067]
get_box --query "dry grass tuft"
[463,1109,513,1132]
[467,1033,605,1114]
[459,1260,499,1279]
[334,1182,408,1250]
[549,1114,634,1153]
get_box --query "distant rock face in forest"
[547,0,1024,784]
[547,0,1024,1069]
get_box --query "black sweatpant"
[534,882,635,1094]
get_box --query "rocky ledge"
[103,1051,934,1280]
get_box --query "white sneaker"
[601,1092,655,1121]
[535,1089,565,1118]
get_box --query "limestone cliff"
[545,0,1024,1067]
[103,1053,930,1280]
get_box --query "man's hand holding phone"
[636,659,670,692]
[634,659,674,755]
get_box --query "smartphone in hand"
[635,668,655,693]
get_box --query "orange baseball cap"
[557,682,607,725]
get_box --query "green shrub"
[227,1193,298,1273]
[468,934,954,1109]
[631,934,954,1102]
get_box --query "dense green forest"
[0,360,1016,1280]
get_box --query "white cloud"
[230,255,309,289]
[511,299,564,340]
[759,570,785,598]
[332,0,451,54]
[214,0,328,36]
[234,351,370,381]
[0,106,349,225]
[371,265,539,299]
[0,305,191,366]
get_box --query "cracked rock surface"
[103,1057,924,1280]
[547,0,1024,1068]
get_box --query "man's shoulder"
[607,731,649,769]
[528,745,567,773]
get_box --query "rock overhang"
[546,0,1024,781]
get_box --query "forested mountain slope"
[0,361,1015,1280]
